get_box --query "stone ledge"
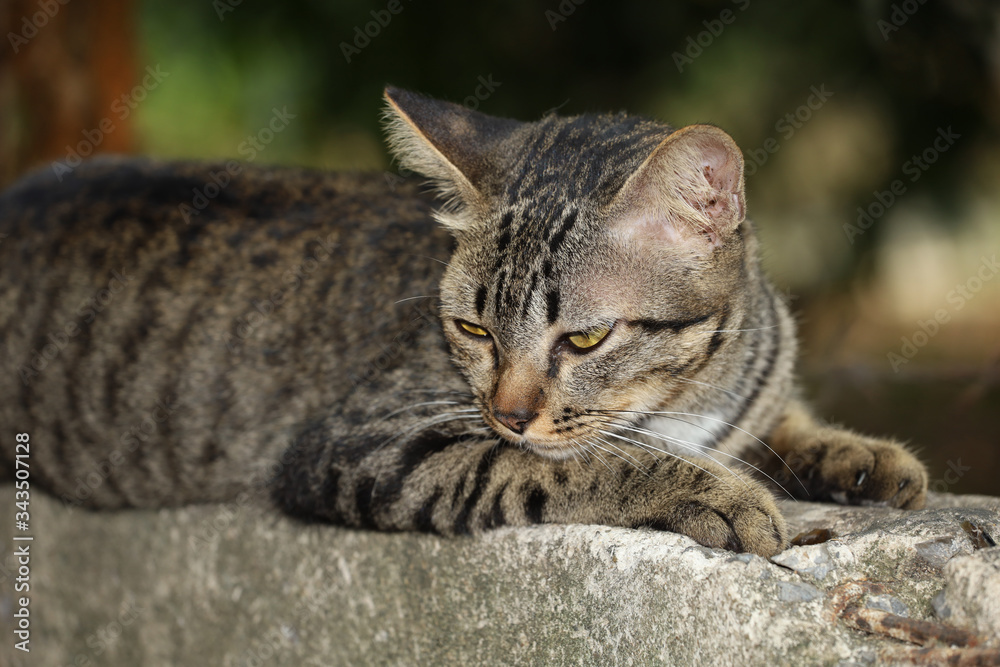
[1,489,998,666]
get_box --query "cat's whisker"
[578,437,617,475]
[591,417,738,478]
[379,400,473,420]
[369,411,487,502]
[456,427,494,444]
[594,409,807,495]
[702,325,778,334]
[620,421,793,498]
[403,253,450,267]
[674,376,751,403]
[592,435,652,474]
[566,445,587,470]
[391,388,476,399]
[596,419,748,488]
[577,438,617,475]
[373,411,483,452]
[591,417,794,499]
[589,409,724,454]
[602,404,739,460]
[394,295,434,305]
[584,436,651,477]
[596,429,734,491]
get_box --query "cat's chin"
[483,420,581,460]
[521,440,581,461]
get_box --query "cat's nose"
[493,406,538,435]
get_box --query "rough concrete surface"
[1,489,998,666]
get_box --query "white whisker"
[392,388,475,398]
[369,411,485,502]
[379,400,471,420]
[597,429,733,491]
[594,409,807,495]
[578,438,616,475]
[374,412,482,452]
[406,254,449,267]
[394,295,434,304]
[584,437,651,477]
[595,418,742,482]
[675,376,750,403]
[602,420,748,487]
[593,417,794,498]
[581,438,619,474]
[702,325,778,333]
[592,435,652,474]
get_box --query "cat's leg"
[273,417,788,557]
[763,400,927,509]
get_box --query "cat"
[0,87,927,557]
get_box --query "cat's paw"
[646,480,788,557]
[799,429,927,510]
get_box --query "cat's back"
[0,158,453,506]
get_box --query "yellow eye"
[567,325,611,350]
[458,320,490,337]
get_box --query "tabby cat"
[0,87,927,557]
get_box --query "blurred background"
[1,0,997,494]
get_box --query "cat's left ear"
[609,124,746,250]
[382,86,522,225]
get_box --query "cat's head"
[384,87,752,458]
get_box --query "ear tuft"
[610,124,746,249]
[382,87,522,228]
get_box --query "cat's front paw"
[645,478,788,557]
[799,430,927,510]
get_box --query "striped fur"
[0,88,927,557]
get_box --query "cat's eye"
[567,325,611,351]
[457,320,490,338]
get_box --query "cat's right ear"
[382,86,522,228]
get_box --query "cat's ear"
[382,86,522,224]
[610,124,746,249]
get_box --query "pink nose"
[493,406,538,435]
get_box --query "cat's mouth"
[483,413,590,459]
